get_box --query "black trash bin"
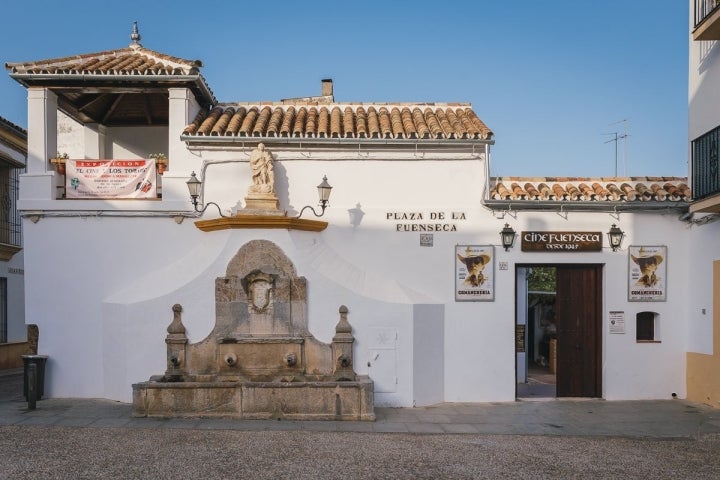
[21,355,48,400]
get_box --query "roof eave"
[9,73,217,106]
[483,199,689,213]
[180,134,495,147]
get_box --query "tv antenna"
[603,119,629,177]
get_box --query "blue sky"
[1,0,688,177]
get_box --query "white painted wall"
[17,85,699,406]
[687,1,720,356]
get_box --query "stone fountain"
[132,239,374,420]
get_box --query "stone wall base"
[132,377,375,421]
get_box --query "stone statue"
[248,143,275,194]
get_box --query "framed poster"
[455,245,494,301]
[628,245,667,302]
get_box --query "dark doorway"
[517,264,602,399]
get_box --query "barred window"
[0,164,21,247]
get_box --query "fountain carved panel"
[132,240,374,420]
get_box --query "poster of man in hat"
[455,245,494,301]
[628,245,667,301]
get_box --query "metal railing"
[692,125,720,200]
[0,167,22,247]
[695,0,720,29]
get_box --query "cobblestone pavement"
[2,370,720,479]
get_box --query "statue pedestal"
[244,193,280,212]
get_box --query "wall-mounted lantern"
[186,172,228,217]
[297,176,333,218]
[607,224,625,251]
[500,223,517,251]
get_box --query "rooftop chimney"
[321,78,334,99]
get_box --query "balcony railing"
[695,0,720,29]
[692,125,720,201]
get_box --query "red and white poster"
[65,160,157,199]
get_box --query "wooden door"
[555,265,602,397]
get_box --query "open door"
[516,267,528,385]
[555,265,602,397]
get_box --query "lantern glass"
[500,223,516,250]
[607,224,624,251]
[186,172,201,198]
[317,175,332,203]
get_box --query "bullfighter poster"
[455,245,494,301]
[628,245,667,302]
[65,159,157,199]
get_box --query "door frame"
[515,263,603,399]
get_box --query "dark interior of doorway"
[517,266,557,399]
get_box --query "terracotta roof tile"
[343,107,355,138]
[330,107,342,138]
[279,106,295,137]
[318,108,329,138]
[182,103,493,141]
[489,177,691,204]
[6,46,202,76]
[356,107,368,138]
[225,107,246,136]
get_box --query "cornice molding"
[194,214,327,232]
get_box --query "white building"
[687,0,720,406]
[0,115,26,368]
[5,25,715,407]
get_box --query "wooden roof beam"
[101,93,125,124]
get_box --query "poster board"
[628,245,667,302]
[65,159,157,199]
[455,245,495,301]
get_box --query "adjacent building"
[686,0,720,407]
[0,115,26,367]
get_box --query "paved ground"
[2,369,720,479]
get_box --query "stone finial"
[335,305,352,335]
[167,304,186,335]
[130,21,142,46]
[332,305,356,380]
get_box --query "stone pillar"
[27,324,39,355]
[165,304,188,380]
[332,305,356,381]
[27,87,57,174]
[164,88,199,206]
[21,88,58,203]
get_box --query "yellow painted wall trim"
[194,214,328,232]
[686,260,720,408]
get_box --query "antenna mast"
[603,119,629,176]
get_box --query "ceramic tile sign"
[628,245,667,302]
[65,159,157,199]
[455,245,494,301]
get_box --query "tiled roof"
[489,177,691,203]
[0,115,27,154]
[182,103,493,141]
[0,116,26,137]
[5,44,202,76]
